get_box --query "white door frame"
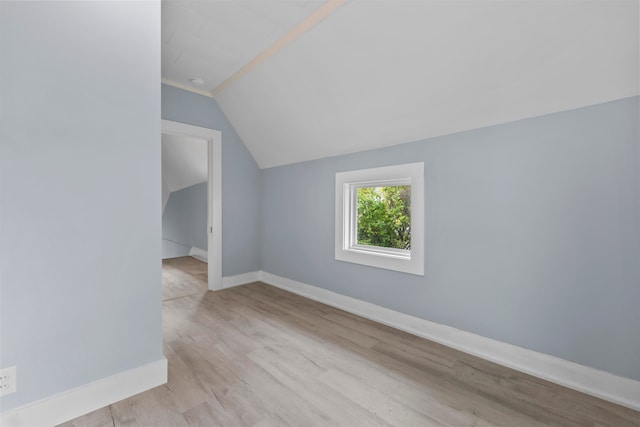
[161,119,222,291]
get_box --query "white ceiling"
[162,0,640,169]
[162,133,208,193]
[162,0,324,93]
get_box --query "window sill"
[347,245,411,260]
[336,247,423,275]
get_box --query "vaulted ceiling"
[162,0,639,169]
[162,133,208,193]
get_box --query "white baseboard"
[222,271,261,289]
[188,247,208,263]
[257,271,640,412]
[1,358,167,427]
[162,239,191,259]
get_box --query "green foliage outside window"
[356,185,411,250]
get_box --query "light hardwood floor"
[162,256,208,301]
[61,257,639,426]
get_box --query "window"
[335,162,424,275]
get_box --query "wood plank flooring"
[61,258,640,426]
[162,257,208,301]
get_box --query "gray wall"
[0,2,163,411]
[162,85,261,276]
[260,96,640,381]
[163,183,208,251]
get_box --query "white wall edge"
[189,247,208,263]
[1,358,168,427]
[222,271,261,289]
[257,270,640,412]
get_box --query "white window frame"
[335,162,424,276]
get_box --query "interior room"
[1,1,639,426]
[161,133,210,299]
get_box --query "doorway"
[161,120,222,291]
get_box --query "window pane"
[356,185,411,250]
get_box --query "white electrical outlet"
[0,366,17,396]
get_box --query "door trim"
[161,120,222,291]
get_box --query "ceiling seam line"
[210,0,349,98]
[163,78,214,98]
